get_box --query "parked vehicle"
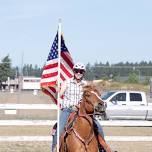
[101,90,152,120]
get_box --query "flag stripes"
[40,32,74,104]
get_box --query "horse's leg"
[59,140,65,152]
[98,135,112,152]
[66,133,84,152]
[66,133,98,152]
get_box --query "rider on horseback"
[52,62,105,151]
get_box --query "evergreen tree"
[0,55,13,81]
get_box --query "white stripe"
[42,67,58,75]
[60,61,73,80]
[40,77,56,83]
[41,67,72,83]
[47,87,56,97]
[0,136,152,142]
[61,57,72,70]
[45,58,58,65]
[44,88,56,102]
[61,64,73,77]
[60,70,71,80]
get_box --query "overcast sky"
[0,0,152,67]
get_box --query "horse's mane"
[83,83,101,96]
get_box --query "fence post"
[150,78,152,98]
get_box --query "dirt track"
[0,141,151,152]
[0,126,151,152]
[0,91,152,152]
[109,141,152,152]
[0,142,51,152]
[0,90,52,104]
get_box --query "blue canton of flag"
[47,34,58,61]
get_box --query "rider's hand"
[56,87,60,92]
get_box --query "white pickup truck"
[101,90,152,120]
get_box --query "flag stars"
[47,33,70,62]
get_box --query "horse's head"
[82,84,105,114]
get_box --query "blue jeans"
[52,108,104,151]
[52,108,72,151]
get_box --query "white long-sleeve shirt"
[61,78,87,108]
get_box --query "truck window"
[101,91,115,100]
[130,93,142,101]
[111,93,126,101]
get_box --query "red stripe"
[41,81,56,87]
[48,86,56,93]
[60,63,73,78]
[60,73,66,81]
[41,71,58,79]
[42,88,57,104]
[44,63,58,70]
[61,52,73,69]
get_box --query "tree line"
[0,55,152,84]
[85,61,152,79]
[0,55,42,82]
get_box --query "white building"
[22,77,41,90]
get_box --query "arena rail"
[0,120,152,126]
[0,136,152,142]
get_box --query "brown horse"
[59,84,111,152]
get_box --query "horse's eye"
[85,92,90,97]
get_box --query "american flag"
[40,32,74,104]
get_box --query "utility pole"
[19,52,24,91]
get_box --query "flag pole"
[57,18,62,152]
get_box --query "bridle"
[69,90,103,151]
[83,90,102,111]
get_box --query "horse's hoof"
[99,149,106,152]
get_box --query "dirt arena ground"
[0,141,151,152]
[0,90,52,104]
[0,90,152,152]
